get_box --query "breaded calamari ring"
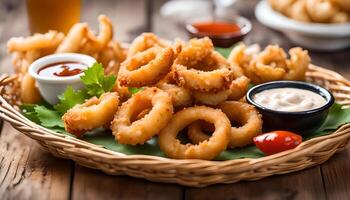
[118,47,174,87]
[158,106,231,160]
[63,92,119,137]
[174,51,233,92]
[80,15,114,54]
[331,0,350,11]
[243,45,287,84]
[289,0,311,22]
[111,87,173,145]
[268,0,297,15]
[157,82,193,107]
[227,43,260,70]
[20,73,41,104]
[330,12,349,23]
[156,71,193,107]
[284,47,310,80]
[188,101,263,148]
[306,0,338,23]
[174,37,213,67]
[173,64,233,92]
[56,23,88,53]
[127,32,170,57]
[113,81,131,103]
[98,40,127,76]
[193,76,250,105]
[7,30,64,52]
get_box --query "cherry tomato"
[253,131,302,155]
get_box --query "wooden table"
[1,0,350,199]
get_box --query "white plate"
[255,0,350,51]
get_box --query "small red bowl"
[185,16,252,48]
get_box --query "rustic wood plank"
[71,165,183,200]
[321,142,350,200]
[0,123,74,200]
[185,167,326,200]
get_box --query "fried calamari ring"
[306,0,338,23]
[230,44,292,84]
[248,45,287,83]
[228,43,260,69]
[57,15,114,54]
[156,71,193,107]
[174,37,213,67]
[127,32,170,57]
[113,81,131,103]
[158,106,231,160]
[331,0,350,11]
[56,23,88,53]
[7,30,64,52]
[98,40,127,76]
[80,15,114,55]
[174,51,233,92]
[156,82,192,107]
[14,50,42,74]
[193,76,250,105]
[188,101,263,148]
[288,0,312,22]
[284,47,310,80]
[330,12,349,23]
[268,0,297,15]
[20,73,41,104]
[217,101,263,148]
[111,87,173,145]
[63,92,119,137]
[118,47,174,87]
[173,65,233,92]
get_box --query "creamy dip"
[253,88,327,112]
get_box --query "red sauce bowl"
[185,16,252,48]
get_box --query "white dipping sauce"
[253,88,327,112]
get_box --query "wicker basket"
[0,64,350,187]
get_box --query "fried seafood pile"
[269,0,350,23]
[61,34,311,160]
[7,21,312,159]
[7,15,126,104]
[228,43,310,84]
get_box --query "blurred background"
[0,0,349,75]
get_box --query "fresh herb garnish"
[80,63,116,97]
[21,62,115,131]
[128,87,144,95]
[54,86,88,115]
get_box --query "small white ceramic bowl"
[255,0,350,51]
[29,53,96,105]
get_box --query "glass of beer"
[26,0,81,34]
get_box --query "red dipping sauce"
[38,62,86,78]
[191,21,241,36]
[186,17,252,48]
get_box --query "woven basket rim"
[1,64,350,186]
[0,64,348,164]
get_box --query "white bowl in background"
[160,0,212,25]
[29,53,96,105]
[255,0,350,51]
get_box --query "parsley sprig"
[21,63,116,131]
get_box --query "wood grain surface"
[0,0,350,200]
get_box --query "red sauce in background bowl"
[38,61,85,78]
[186,16,252,48]
[191,21,241,36]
